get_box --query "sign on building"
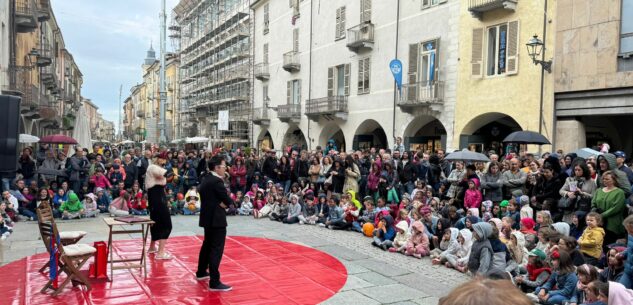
[218,110,229,131]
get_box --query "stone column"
[555,119,586,153]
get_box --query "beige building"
[83,98,99,131]
[3,0,84,137]
[554,0,633,153]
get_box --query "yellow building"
[454,0,555,154]
[123,45,180,144]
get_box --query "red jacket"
[230,164,247,187]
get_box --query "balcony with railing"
[15,0,37,32]
[254,63,270,81]
[136,107,145,118]
[347,23,374,53]
[398,81,445,113]
[277,104,301,123]
[468,0,517,18]
[282,51,301,72]
[36,42,52,67]
[306,96,348,120]
[252,107,270,125]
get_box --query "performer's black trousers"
[197,226,226,287]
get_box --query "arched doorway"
[319,123,346,153]
[283,126,307,152]
[460,112,522,153]
[353,119,388,150]
[257,130,275,151]
[403,116,447,153]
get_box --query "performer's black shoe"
[209,282,232,292]
[196,271,210,280]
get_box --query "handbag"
[324,175,333,186]
[557,196,573,209]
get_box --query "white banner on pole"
[218,110,229,131]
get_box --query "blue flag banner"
[389,59,403,91]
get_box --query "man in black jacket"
[196,156,234,291]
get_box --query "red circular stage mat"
[0,236,348,305]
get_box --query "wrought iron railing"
[399,80,445,106]
[306,96,347,115]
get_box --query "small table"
[102,217,155,281]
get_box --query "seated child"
[371,214,395,250]
[599,246,625,283]
[578,212,605,266]
[59,193,85,220]
[527,251,578,305]
[82,193,99,218]
[238,194,254,216]
[95,187,112,213]
[468,222,495,277]
[388,220,410,254]
[430,228,459,260]
[440,229,473,273]
[269,196,289,222]
[184,188,201,215]
[129,192,148,216]
[405,221,431,258]
[572,264,599,305]
[109,191,130,217]
[514,248,551,293]
[519,195,533,220]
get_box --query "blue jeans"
[351,221,363,233]
[130,209,148,215]
[184,207,199,215]
[533,288,570,305]
[18,208,37,220]
[1,178,11,192]
[283,180,291,194]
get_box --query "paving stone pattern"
[0,215,469,304]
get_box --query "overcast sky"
[51,0,179,133]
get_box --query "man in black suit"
[196,156,234,291]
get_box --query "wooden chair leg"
[38,261,50,273]
[51,256,92,296]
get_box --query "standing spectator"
[261,150,278,182]
[393,137,405,155]
[343,155,360,194]
[40,150,60,186]
[123,154,138,190]
[614,151,633,185]
[68,148,89,195]
[229,157,246,194]
[592,171,627,248]
[17,148,36,187]
[399,151,418,196]
[137,150,151,190]
[503,158,527,198]
[481,161,503,203]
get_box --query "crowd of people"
[2,138,633,304]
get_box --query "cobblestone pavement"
[0,215,470,304]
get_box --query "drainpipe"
[307,0,314,150]
[392,0,400,147]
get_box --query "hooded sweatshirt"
[377,215,396,241]
[454,229,474,265]
[598,153,632,196]
[464,178,483,210]
[59,193,84,213]
[393,221,411,248]
[406,221,430,251]
[578,225,605,259]
[439,227,460,251]
[509,231,529,268]
[608,281,633,305]
[468,222,494,276]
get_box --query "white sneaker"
[299,220,304,225]
[318,223,326,227]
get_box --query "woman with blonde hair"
[146,163,173,260]
[439,278,532,305]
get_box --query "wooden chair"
[38,214,96,296]
[36,202,87,272]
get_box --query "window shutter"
[408,43,419,101]
[357,59,364,92]
[327,67,334,97]
[344,64,350,96]
[336,8,341,39]
[435,39,441,81]
[287,81,291,105]
[293,28,299,51]
[506,20,519,75]
[263,43,269,63]
[263,4,269,33]
[340,6,346,38]
[471,28,484,78]
[297,80,302,105]
[263,85,269,101]
[361,0,371,23]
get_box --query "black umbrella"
[502,131,551,145]
[445,149,491,162]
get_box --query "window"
[471,20,519,77]
[422,0,447,10]
[263,43,269,63]
[328,64,350,96]
[287,80,301,104]
[620,0,633,56]
[419,40,439,84]
[361,0,371,23]
[358,58,370,94]
[335,6,346,40]
[263,85,269,102]
[263,3,270,35]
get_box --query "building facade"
[173,0,251,148]
[2,0,84,138]
[453,0,556,154]
[122,46,180,144]
[250,0,460,152]
[554,0,633,153]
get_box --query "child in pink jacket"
[463,178,482,216]
[405,221,430,258]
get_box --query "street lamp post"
[525,0,553,154]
